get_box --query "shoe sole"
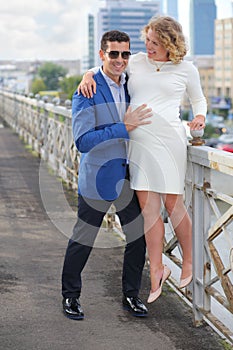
[63,311,84,320]
[122,305,148,317]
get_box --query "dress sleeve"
[87,66,99,74]
[186,64,207,117]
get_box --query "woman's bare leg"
[136,191,165,292]
[163,194,192,280]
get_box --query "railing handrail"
[188,143,233,176]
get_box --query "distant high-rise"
[88,14,95,69]
[190,0,216,55]
[215,18,233,103]
[164,0,178,19]
[97,0,160,57]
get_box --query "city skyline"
[0,0,232,61]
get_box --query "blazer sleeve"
[72,92,129,153]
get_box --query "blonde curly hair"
[141,16,187,64]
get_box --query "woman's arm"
[77,67,99,98]
[186,65,207,130]
[77,58,131,98]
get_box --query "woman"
[78,16,207,303]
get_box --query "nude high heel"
[179,274,193,289]
[147,265,171,303]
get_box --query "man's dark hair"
[101,30,130,51]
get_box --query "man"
[62,30,152,320]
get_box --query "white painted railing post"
[190,149,212,326]
[41,99,49,162]
[203,168,212,318]
[64,101,73,186]
[192,160,205,325]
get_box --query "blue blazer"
[72,70,130,200]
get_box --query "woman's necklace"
[148,58,169,72]
[153,61,168,72]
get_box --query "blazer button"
[122,163,126,167]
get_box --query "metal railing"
[0,90,232,344]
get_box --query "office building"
[97,0,160,57]
[190,0,216,55]
[214,18,233,104]
[193,56,214,107]
[88,14,95,69]
[163,0,178,19]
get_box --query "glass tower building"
[164,0,178,20]
[97,0,160,56]
[88,14,95,69]
[190,0,216,55]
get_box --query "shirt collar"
[100,67,126,87]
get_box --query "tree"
[38,62,68,91]
[203,123,219,139]
[59,76,82,100]
[31,78,46,95]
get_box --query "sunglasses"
[104,50,131,59]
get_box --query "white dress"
[127,52,207,194]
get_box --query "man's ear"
[99,49,105,61]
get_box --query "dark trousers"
[61,177,146,298]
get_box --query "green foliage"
[220,340,233,350]
[59,75,83,100]
[37,62,68,91]
[181,110,189,121]
[39,90,59,97]
[31,78,46,94]
[203,123,217,139]
[212,108,228,119]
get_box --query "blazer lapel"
[95,72,121,123]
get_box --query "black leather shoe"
[122,296,148,317]
[62,298,84,320]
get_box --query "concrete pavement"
[0,119,226,350]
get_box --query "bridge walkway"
[0,120,226,350]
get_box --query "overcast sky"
[0,0,232,61]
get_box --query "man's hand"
[77,72,96,98]
[124,104,153,132]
